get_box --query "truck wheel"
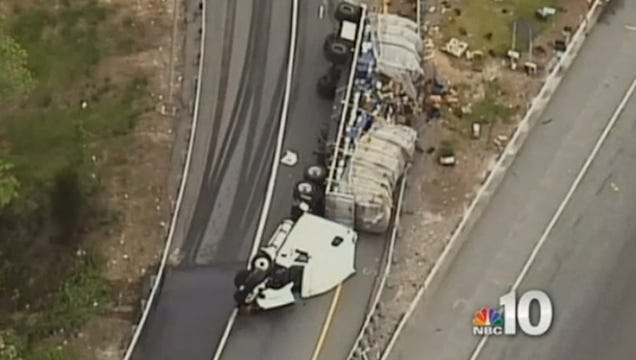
[323,33,337,56]
[234,269,250,288]
[335,2,362,22]
[293,181,316,203]
[269,268,290,289]
[324,38,351,65]
[305,165,327,184]
[251,252,272,272]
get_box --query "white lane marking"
[319,4,325,19]
[122,0,208,358]
[211,1,300,359]
[625,25,636,32]
[470,75,636,360]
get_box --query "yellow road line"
[311,284,343,360]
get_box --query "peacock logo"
[472,307,504,335]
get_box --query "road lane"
[170,0,290,266]
[477,79,636,360]
[386,3,636,360]
[132,1,292,359]
[219,1,388,360]
[137,0,394,358]
[218,0,337,358]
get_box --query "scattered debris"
[524,62,538,76]
[507,50,521,70]
[554,39,567,52]
[437,140,456,166]
[536,6,557,20]
[610,182,619,192]
[443,38,469,58]
[471,122,481,139]
[280,150,298,166]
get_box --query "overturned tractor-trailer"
[233,1,423,312]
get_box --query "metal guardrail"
[121,1,207,358]
[346,167,409,360]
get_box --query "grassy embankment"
[0,1,149,358]
[439,0,563,149]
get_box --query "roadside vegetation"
[445,0,561,55]
[0,0,156,358]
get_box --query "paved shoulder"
[387,4,636,360]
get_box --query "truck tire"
[293,181,316,203]
[305,165,327,184]
[251,252,272,272]
[335,2,362,22]
[234,269,250,288]
[268,267,290,289]
[324,38,351,65]
[323,34,337,56]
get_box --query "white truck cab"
[234,213,358,310]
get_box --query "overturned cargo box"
[326,123,417,233]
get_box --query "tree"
[0,159,19,208]
[0,18,34,102]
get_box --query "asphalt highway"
[132,0,291,359]
[176,0,291,265]
[387,3,636,360]
[219,1,388,360]
[133,0,390,359]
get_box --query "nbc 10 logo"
[472,290,553,336]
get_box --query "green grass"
[445,81,512,138]
[471,81,512,124]
[445,0,561,56]
[0,0,147,357]
[3,76,148,192]
[9,0,138,100]
[1,0,146,196]
[1,327,77,360]
[0,253,108,359]
[36,253,111,336]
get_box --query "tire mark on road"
[216,0,278,258]
[183,0,238,262]
[232,1,288,236]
